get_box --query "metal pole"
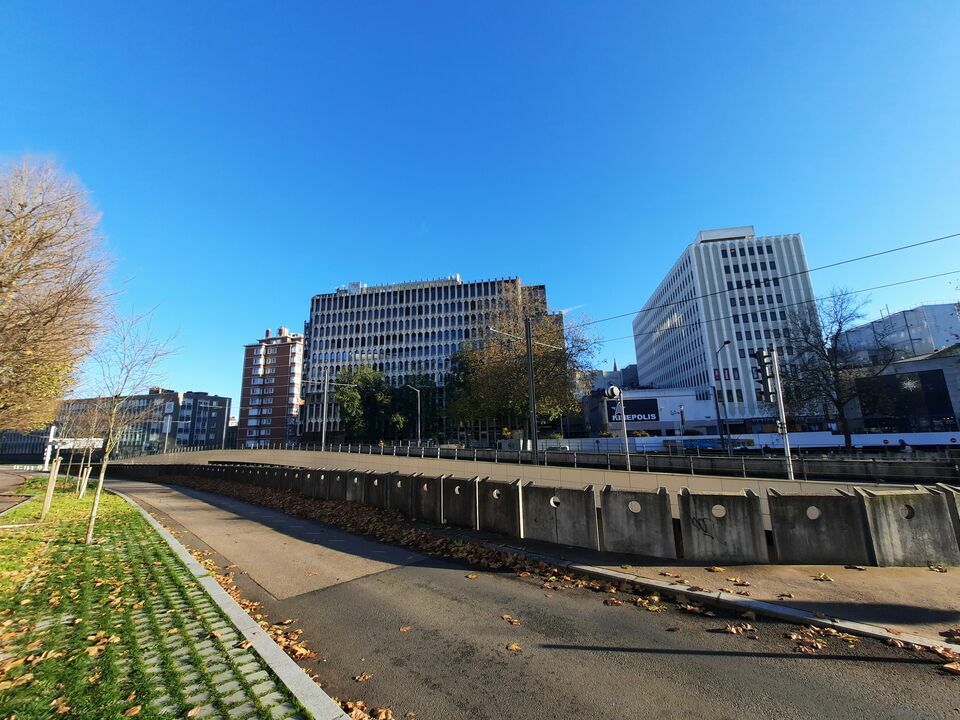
[524,317,539,466]
[320,364,329,452]
[770,348,795,481]
[619,396,632,472]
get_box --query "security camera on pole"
[605,384,631,472]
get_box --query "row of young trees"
[1,158,174,542]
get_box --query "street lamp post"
[405,385,421,446]
[302,370,358,452]
[715,339,731,451]
[486,321,564,467]
[604,384,631,472]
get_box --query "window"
[724,265,730,274]
[267,347,278,354]
[727,281,734,290]
[247,419,258,426]
[738,348,746,359]
[736,389,744,402]
[769,261,777,270]
[733,368,740,380]
[247,430,257,437]
[729,298,737,307]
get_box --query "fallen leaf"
[465,573,478,580]
[501,614,521,626]
[186,708,201,718]
[125,691,137,701]
[603,597,623,606]
[844,565,866,571]
[943,661,960,675]
[398,626,412,633]
[123,706,142,717]
[353,672,374,683]
[705,566,725,573]
[813,573,833,582]
[505,642,522,652]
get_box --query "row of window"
[726,277,781,290]
[247,418,273,427]
[721,244,774,258]
[732,310,788,324]
[729,293,784,308]
[724,260,777,274]
[316,281,512,312]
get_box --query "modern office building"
[53,388,230,456]
[237,327,304,448]
[839,303,960,364]
[299,275,550,441]
[632,226,816,428]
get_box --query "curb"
[108,488,349,720]
[475,537,955,651]
[0,494,36,520]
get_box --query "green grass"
[0,477,305,720]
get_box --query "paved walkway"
[0,467,30,513]
[108,478,960,720]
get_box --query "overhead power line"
[594,269,960,346]
[582,230,960,328]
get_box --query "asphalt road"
[108,478,960,720]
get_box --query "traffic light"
[750,349,774,402]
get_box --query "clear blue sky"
[2,1,959,407]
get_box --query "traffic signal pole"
[769,349,795,481]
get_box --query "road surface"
[108,478,960,720]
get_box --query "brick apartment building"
[238,327,304,448]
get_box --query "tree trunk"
[85,450,110,544]
[40,456,62,521]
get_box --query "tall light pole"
[405,384,421,446]
[604,384,631,471]
[302,368,357,452]
[714,339,731,450]
[486,322,564,466]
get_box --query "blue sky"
[2,1,959,406]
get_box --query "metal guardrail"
[152,442,960,485]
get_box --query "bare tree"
[781,289,895,448]
[85,311,173,544]
[0,159,109,430]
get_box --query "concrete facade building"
[238,327,304,448]
[299,275,549,440]
[839,303,960,364]
[632,226,816,427]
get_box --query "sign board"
[56,437,104,450]
[606,398,660,423]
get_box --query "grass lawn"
[0,476,306,720]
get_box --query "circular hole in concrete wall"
[372,479,379,487]
[806,505,821,521]
[900,504,916,520]
[627,500,642,514]
[454,485,461,495]
[549,496,561,508]
[396,480,403,488]
[492,489,502,500]
[711,504,727,518]
[321,474,325,480]
[353,477,359,484]
[422,483,429,492]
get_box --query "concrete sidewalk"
[105,478,960,720]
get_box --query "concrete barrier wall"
[365,472,390,509]
[443,476,478,529]
[414,475,443,523]
[600,487,677,559]
[120,448,918,529]
[679,489,769,564]
[767,489,873,565]
[109,462,960,567]
[859,488,960,566]
[477,479,521,539]
[521,484,599,551]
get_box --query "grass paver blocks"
[0,476,307,720]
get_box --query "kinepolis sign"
[606,398,660,423]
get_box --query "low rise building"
[839,303,960,364]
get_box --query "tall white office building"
[632,226,816,425]
[299,275,549,439]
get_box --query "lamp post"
[715,339,731,450]
[486,322,564,466]
[604,384,631,471]
[405,385,421,446]
[302,369,357,452]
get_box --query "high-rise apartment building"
[632,226,816,425]
[299,276,548,440]
[238,327,304,448]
